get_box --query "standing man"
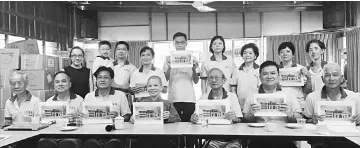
[163,32,200,122]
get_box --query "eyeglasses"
[207,77,223,81]
[71,55,84,58]
[175,41,186,45]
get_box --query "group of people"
[3,32,360,148]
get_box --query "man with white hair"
[304,63,359,148]
[4,71,41,125]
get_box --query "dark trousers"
[173,102,195,122]
[248,139,297,148]
[133,137,175,148]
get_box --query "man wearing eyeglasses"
[163,32,200,122]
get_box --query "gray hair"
[208,68,226,79]
[323,63,341,77]
[9,70,28,83]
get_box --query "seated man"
[37,71,84,148]
[83,66,132,148]
[243,61,302,148]
[130,75,181,148]
[4,71,41,148]
[304,63,359,148]
[190,68,243,148]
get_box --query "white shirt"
[201,55,236,92]
[130,66,167,98]
[113,60,136,86]
[5,91,41,123]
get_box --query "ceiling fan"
[157,1,216,12]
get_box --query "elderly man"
[190,68,243,148]
[305,63,359,148]
[4,71,41,125]
[243,61,302,148]
[4,71,41,148]
[82,66,131,148]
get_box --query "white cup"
[266,123,277,132]
[114,116,124,130]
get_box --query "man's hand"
[190,113,199,124]
[110,111,119,118]
[163,111,170,119]
[251,104,260,114]
[351,114,360,125]
[300,68,311,80]
[312,115,326,124]
[166,56,171,69]
[225,111,237,121]
[129,116,135,124]
[279,103,289,112]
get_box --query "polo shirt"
[163,56,200,103]
[243,84,301,123]
[307,60,328,91]
[138,96,181,123]
[199,88,243,118]
[304,86,360,119]
[230,62,260,108]
[83,88,131,116]
[130,65,167,98]
[200,55,236,92]
[279,61,308,111]
[92,56,114,74]
[46,92,84,115]
[4,91,41,123]
[113,60,136,86]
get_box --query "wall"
[98,11,323,41]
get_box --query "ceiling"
[69,1,323,13]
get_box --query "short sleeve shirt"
[46,93,84,115]
[84,88,131,116]
[199,88,243,118]
[92,56,114,74]
[304,86,360,119]
[230,62,260,108]
[130,66,167,98]
[243,85,301,123]
[200,55,236,92]
[5,91,41,123]
[307,60,328,91]
[163,55,200,103]
[113,60,136,86]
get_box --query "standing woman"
[130,46,167,101]
[230,43,260,109]
[305,39,328,91]
[278,42,312,111]
[64,46,93,98]
[201,35,236,94]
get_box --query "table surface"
[1,122,359,148]
[40,122,190,135]
[183,123,360,138]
